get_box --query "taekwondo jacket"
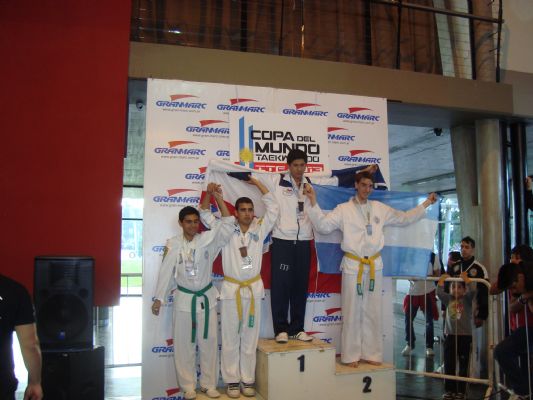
[200,192,279,300]
[154,216,235,312]
[260,172,338,241]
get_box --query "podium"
[255,338,395,400]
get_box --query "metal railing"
[395,276,495,399]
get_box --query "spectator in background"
[494,261,533,400]
[0,273,43,400]
[402,252,441,357]
[450,237,488,328]
[492,246,533,400]
[437,272,476,400]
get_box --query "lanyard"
[239,229,251,250]
[181,237,196,262]
[353,196,371,225]
[289,174,305,201]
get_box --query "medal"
[239,230,253,270]
[241,255,253,270]
[182,240,197,279]
[366,224,373,236]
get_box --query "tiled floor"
[13,281,494,399]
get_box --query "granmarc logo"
[184,166,207,181]
[154,141,206,156]
[336,107,381,122]
[327,127,355,142]
[313,307,342,323]
[152,338,174,354]
[153,189,200,204]
[282,102,328,117]
[307,292,331,299]
[155,94,207,110]
[152,245,165,253]
[186,120,229,135]
[337,150,381,164]
[217,98,265,113]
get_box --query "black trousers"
[494,326,533,396]
[270,238,311,336]
[444,334,472,394]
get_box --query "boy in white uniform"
[200,177,278,398]
[151,184,234,400]
[305,171,437,366]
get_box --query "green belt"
[178,282,213,343]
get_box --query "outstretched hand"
[423,193,438,208]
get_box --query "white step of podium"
[334,358,396,400]
[256,339,395,400]
[256,338,336,400]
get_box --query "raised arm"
[304,183,342,234]
[212,185,230,217]
[247,176,279,237]
[15,323,43,400]
[247,176,269,195]
[384,192,437,226]
[199,183,219,229]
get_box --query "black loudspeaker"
[34,256,94,350]
[42,346,104,400]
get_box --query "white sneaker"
[426,348,435,357]
[293,331,314,342]
[401,345,412,356]
[241,382,256,397]
[275,332,288,343]
[184,391,197,400]
[200,387,220,398]
[226,383,240,398]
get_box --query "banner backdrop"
[143,79,389,400]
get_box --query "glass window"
[121,187,143,295]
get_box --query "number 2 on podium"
[363,376,372,393]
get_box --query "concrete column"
[450,124,481,254]
[451,120,504,275]
[476,119,505,276]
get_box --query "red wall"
[0,1,131,305]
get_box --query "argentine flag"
[313,184,439,276]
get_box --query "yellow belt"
[344,252,381,295]
[224,274,262,331]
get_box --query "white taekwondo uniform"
[307,198,426,363]
[154,215,235,393]
[200,192,279,385]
